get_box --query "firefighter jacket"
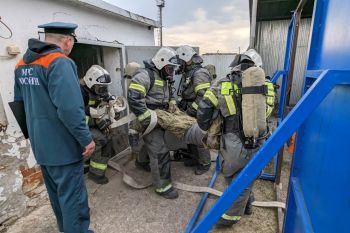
[127,61,172,122]
[197,73,241,134]
[180,64,211,117]
[14,39,92,166]
[197,70,275,142]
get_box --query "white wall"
[0,0,155,163]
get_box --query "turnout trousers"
[141,126,172,193]
[89,128,112,177]
[184,123,211,166]
[41,160,91,233]
[219,133,257,222]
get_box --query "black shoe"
[184,158,198,167]
[244,193,255,215]
[156,187,179,199]
[216,217,239,228]
[88,173,109,185]
[135,160,151,172]
[195,163,210,175]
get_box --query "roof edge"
[61,0,160,28]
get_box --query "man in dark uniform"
[14,22,95,233]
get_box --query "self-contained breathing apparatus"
[227,49,275,149]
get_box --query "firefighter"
[127,47,179,199]
[197,49,269,227]
[176,45,211,175]
[81,65,116,184]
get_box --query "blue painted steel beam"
[290,178,315,233]
[184,155,221,233]
[271,70,286,84]
[191,70,350,233]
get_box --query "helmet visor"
[96,74,111,84]
[93,85,109,96]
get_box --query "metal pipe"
[249,0,258,48]
[159,6,163,46]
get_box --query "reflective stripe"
[129,83,146,95]
[155,184,172,193]
[204,90,218,107]
[90,161,107,171]
[221,82,233,95]
[266,106,273,118]
[265,81,275,117]
[88,100,96,105]
[137,110,151,121]
[194,82,210,93]
[224,95,236,115]
[191,102,198,110]
[221,214,241,221]
[154,79,165,87]
[85,116,89,124]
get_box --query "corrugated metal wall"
[202,53,237,80]
[256,18,312,104]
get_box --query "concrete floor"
[6,152,292,233]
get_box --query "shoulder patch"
[15,52,67,69]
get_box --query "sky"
[103,0,251,54]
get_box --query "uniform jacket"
[14,39,92,165]
[197,73,241,132]
[128,61,172,121]
[180,65,211,116]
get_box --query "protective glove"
[178,99,188,111]
[168,100,178,113]
[96,118,112,134]
[140,116,151,133]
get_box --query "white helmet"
[152,47,178,70]
[124,62,141,78]
[243,49,263,67]
[83,65,111,96]
[176,45,196,63]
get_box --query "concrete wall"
[0,0,155,224]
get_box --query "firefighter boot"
[88,172,109,185]
[244,192,255,215]
[195,163,211,175]
[156,187,179,199]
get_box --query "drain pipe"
[249,0,258,49]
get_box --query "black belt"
[147,103,169,110]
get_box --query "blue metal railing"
[260,12,299,182]
[191,70,350,232]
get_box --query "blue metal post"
[191,70,350,232]
[260,12,299,182]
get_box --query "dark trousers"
[41,160,90,233]
[220,133,256,219]
[89,128,112,177]
[142,127,171,190]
